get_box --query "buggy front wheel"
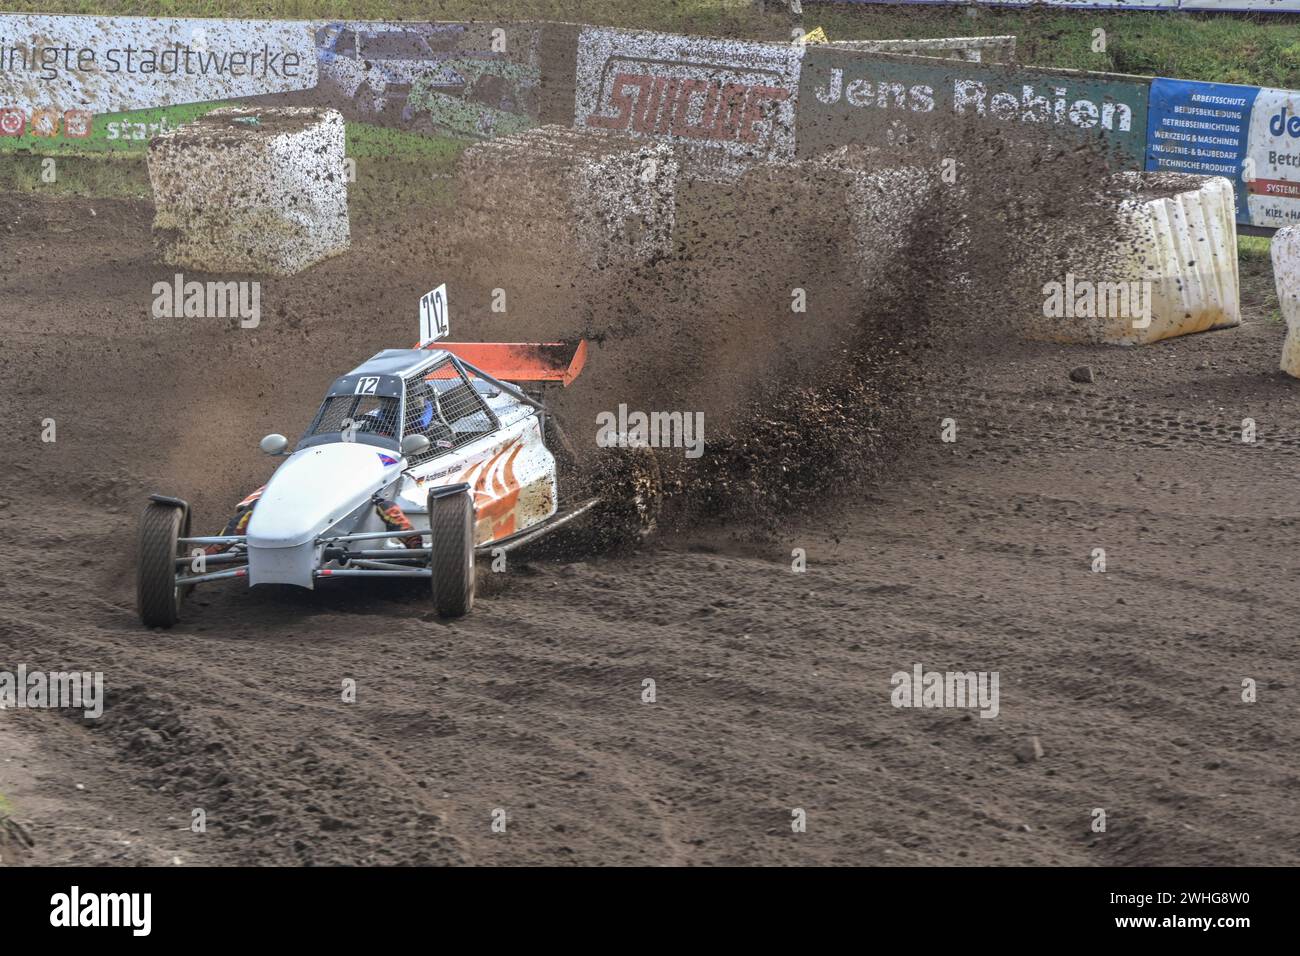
[429,486,475,618]
[137,500,188,628]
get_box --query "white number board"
[419,284,449,346]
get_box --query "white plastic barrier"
[1116,174,1239,344]
[148,106,349,276]
[1273,225,1300,377]
[1049,173,1240,345]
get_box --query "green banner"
[0,101,235,154]
[798,47,1151,167]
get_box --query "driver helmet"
[362,405,398,437]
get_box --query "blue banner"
[1145,77,1300,231]
[1145,77,1257,222]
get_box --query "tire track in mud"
[85,684,467,866]
[3,193,1298,866]
[445,543,1294,865]
[945,388,1300,454]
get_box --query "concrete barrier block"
[456,125,678,273]
[147,106,349,276]
[802,147,954,296]
[1273,225,1300,377]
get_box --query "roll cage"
[297,351,503,463]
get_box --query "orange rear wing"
[434,341,588,387]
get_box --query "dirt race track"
[0,194,1297,867]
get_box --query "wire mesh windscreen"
[306,394,400,440]
[402,357,499,466]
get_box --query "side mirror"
[260,433,289,455]
[400,434,430,458]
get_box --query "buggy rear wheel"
[137,501,187,628]
[429,488,475,618]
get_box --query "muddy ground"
[0,191,1296,867]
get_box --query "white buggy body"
[245,346,559,589]
[134,289,649,627]
[133,283,655,629]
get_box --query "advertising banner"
[1144,78,1255,219]
[1180,0,1299,8]
[1244,87,1300,229]
[0,14,548,144]
[0,15,316,115]
[1145,77,1300,230]
[573,26,802,172]
[798,45,1150,166]
[805,1,1297,11]
[308,20,542,138]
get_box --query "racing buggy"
[136,285,660,627]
